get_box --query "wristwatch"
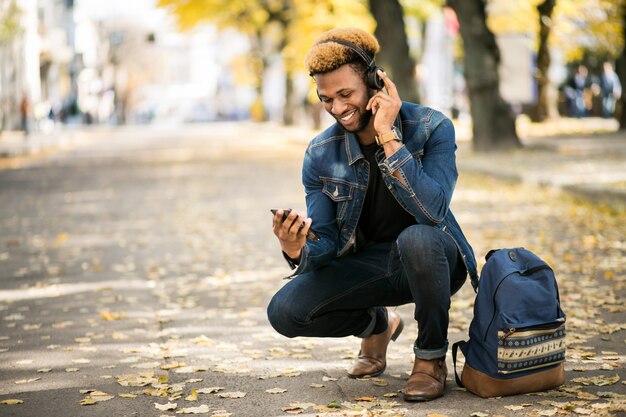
[375,126,402,146]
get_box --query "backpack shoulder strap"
[451,341,466,388]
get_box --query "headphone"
[317,39,384,90]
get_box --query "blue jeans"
[267,224,467,360]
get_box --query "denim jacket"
[287,102,479,290]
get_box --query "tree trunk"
[616,4,626,130]
[447,0,521,152]
[531,0,556,122]
[249,31,268,122]
[283,72,295,125]
[368,0,420,103]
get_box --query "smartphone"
[270,208,320,241]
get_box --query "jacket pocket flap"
[321,178,354,202]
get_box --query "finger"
[299,218,312,238]
[272,209,284,233]
[377,69,398,97]
[282,210,301,236]
[288,214,306,236]
[366,95,384,112]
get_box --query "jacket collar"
[343,115,403,166]
[344,131,364,166]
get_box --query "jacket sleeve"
[285,144,339,276]
[379,117,457,225]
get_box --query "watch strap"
[375,127,401,146]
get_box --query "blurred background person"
[20,94,32,137]
[565,65,591,118]
[600,62,622,119]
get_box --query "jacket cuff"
[282,251,300,269]
[381,145,412,174]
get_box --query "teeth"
[341,111,355,122]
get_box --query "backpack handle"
[451,341,466,388]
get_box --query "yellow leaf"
[99,311,126,321]
[54,233,69,247]
[355,396,376,401]
[1,399,23,405]
[185,390,198,401]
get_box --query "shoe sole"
[403,381,446,402]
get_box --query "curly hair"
[305,28,380,76]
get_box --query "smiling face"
[315,64,373,136]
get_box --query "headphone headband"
[318,39,375,68]
[313,38,384,90]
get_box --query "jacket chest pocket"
[321,177,355,222]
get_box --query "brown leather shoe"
[347,309,404,378]
[403,357,447,401]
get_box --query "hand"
[366,70,402,135]
[272,209,312,260]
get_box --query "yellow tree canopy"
[487,0,624,61]
[157,0,373,74]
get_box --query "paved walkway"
[2,119,624,209]
[0,122,624,417]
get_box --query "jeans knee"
[267,294,301,338]
[397,225,441,256]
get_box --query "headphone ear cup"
[367,66,384,90]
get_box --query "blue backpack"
[452,248,566,398]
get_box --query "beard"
[338,91,374,134]
[338,109,372,134]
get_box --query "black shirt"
[357,142,416,243]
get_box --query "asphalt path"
[0,123,624,417]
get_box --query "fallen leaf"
[572,374,620,386]
[176,405,210,414]
[266,388,287,394]
[119,393,137,398]
[355,396,376,402]
[309,383,325,388]
[371,378,388,387]
[577,391,599,400]
[197,387,223,394]
[154,402,177,411]
[185,390,198,401]
[65,368,79,372]
[281,403,316,414]
[427,414,451,417]
[327,401,341,408]
[37,368,52,373]
[1,399,23,405]
[100,311,127,321]
[216,391,246,399]
[211,410,232,417]
[80,391,114,405]
[15,378,40,384]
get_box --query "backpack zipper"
[500,318,566,340]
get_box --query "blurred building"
[0,0,75,131]
[1,0,256,131]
